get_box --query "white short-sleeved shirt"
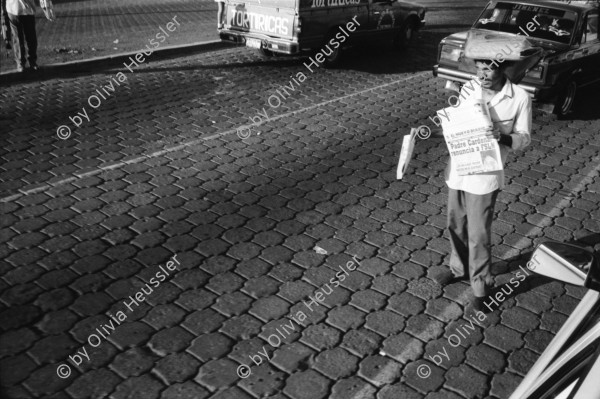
[6,0,36,16]
[445,78,532,195]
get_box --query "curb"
[0,40,233,84]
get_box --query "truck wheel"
[394,21,416,51]
[258,48,274,57]
[554,79,577,118]
[322,33,342,68]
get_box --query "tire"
[322,32,342,68]
[394,20,416,51]
[554,79,577,118]
[258,48,274,57]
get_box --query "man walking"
[3,0,38,71]
[434,59,532,312]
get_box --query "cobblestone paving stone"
[0,16,599,399]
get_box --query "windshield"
[473,2,578,44]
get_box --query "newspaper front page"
[437,99,502,176]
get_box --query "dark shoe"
[431,268,465,285]
[473,296,493,313]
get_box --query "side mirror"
[527,242,600,291]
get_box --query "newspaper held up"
[437,98,502,176]
[396,128,417,180]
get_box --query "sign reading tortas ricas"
[229,9,292,36]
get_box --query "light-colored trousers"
[447,188,499,297]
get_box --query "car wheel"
[394,21,416,51]
[258,48,274,57]
[322,32,342,68]
[554,79,577,118]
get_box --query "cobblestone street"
[1,3,600,398]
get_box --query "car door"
[573,344,600,399]
[578,10,600,87]
[368,0,398,39]
[509,290,600,399]
[297,0,369,50]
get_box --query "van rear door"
[225,0,298,41]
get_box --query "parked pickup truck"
[218,0,427,66]
[433,0,600,117]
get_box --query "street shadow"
[0,46,305,85]
[336,30,452,75]
[0,29,452,85]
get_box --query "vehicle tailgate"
[226,0,297,39]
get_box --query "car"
[510,241,600,399]
[433,0,600,117]
[218,0,427,67]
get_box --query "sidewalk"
[0,0,221,73]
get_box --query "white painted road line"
[1,72,429,203]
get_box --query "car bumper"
[219,30,299,55]
[433,64,558,102]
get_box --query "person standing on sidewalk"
[215,0,224,30]
[433,59,532,312]
[1,0,12,53]
[3,0,39,71]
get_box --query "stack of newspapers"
[396,128,417,180]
